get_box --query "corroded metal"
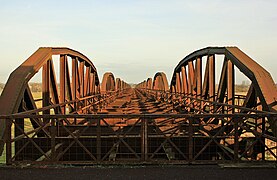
[0,48,98,153]
[169,47,277,134]
[1,46,277,165]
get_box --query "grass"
[0,145,6,163]
[0,120,34,164]
[32,92,42,108]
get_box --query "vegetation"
[29,83,42,92]
[0,83,4,90]
[0,83,4,95]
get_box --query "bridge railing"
[12,88,128,116]
[136,88,265,114]
[1,113,277,165]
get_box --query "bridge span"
[0,47,276,165]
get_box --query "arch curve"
[153,72,169,91]
[101,72,116,93]
[170,46,277,134]
[146,78,153,89]
[0,47,101,152]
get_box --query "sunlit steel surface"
[0,47,276,165]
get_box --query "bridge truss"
[0,47,276,165]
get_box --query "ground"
[1,165,277,180]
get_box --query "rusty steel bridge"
[0,47,277,165]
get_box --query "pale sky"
[0,0,276,84]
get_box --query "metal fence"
[1,113,276,165]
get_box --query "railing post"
[6,117,12,165]
[51,118,56,161]
[74,100,77,124]
[261,117,265,160]
[141,117,148,161]
[188,117,193,163]
[234,118,239,162]
[98,94,102,110]
[97,118,101,162]
[144,118,148,161]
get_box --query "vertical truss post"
[176,72,181,93]
[227,60,234,113]
[84,67,90,97]
[84,67,90,113]
[42,60,50,123]
[181,66,189,107]
[202,58,209,100]
[72,57,77,124]
[217,59,227,114]
[79,61,84,98]
[91,72,95,95]
[181,66,186,94]
[49,59,60,113]
[79,62,85,113]
[208,55,215,112]
[65,60,73,107]
[60,55,66,114]
[187,62,193,96]
[196,57,202,109]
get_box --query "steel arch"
[153,72,169,91]
[170,46,277,135]
[146,78,153,89]
[0,47,101,153]
[101,72,116,93]
[0,46,276,165]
